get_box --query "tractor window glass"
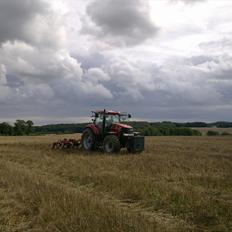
[95,115,103,127]
[120,115,127,121]
[106,115,120,125]
[120,113,130,121]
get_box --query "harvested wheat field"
[0,135,231,232]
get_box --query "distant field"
[0,135,231,231]
[192,127,232,135]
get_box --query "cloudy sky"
[0,0,232,124]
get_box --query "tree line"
[0,120,34,136]
[1,120,232,136]
[139,123,201,136]
[152,121,232,128]
[33,121,202,136]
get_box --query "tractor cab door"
[95,114,104,134]
[94,114,114,135]
[105,115,114,131]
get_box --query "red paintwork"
[109,123,122,136]
[111,123,132,136]
[85,124,100,135]
[113,123,132,129]
[86,122,131,137]
[86,110,132,137]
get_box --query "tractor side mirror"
[128,114,132,118]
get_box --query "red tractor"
[81,110,144,153]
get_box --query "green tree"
[26,120,34,135]
[0,122,13,135]
[14,119,34,135]
[14,120,27,135]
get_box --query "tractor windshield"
[93,112,130,128]
[106,113,130,124]
[105,114,120,124]
[94,114,120,129]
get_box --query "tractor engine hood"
[113,123,132,129]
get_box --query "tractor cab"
[81,109,144,153]
[92,110,131,135]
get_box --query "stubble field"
[0,135,231,232]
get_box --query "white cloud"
[106,57,156,100]
[171,0,205,4]
[0,64,7,85]
[0,0,232,123]
[0,64,12,102]
[84,68,111,83]
[0,40,113,103]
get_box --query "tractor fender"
[84,124,100,136]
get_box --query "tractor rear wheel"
[81,128,96,151]
[103,135,121,153]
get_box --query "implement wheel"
[103,135,121,153]
[81,128,96,151]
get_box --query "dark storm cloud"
[0,0,47,44]
[84,0,158,45]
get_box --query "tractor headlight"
[122,128,134,135]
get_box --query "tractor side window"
[95,115,103,128]
[120,115,127,121]
[105,115,113,127]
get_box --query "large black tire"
[81,128,96,151]
[103,135,121,153]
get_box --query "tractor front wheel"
[103,135,121,153]
[81,128,96,151]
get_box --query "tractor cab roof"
[93,110,120,115]
[92,110,131,118]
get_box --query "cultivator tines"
[52,138,81,149]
